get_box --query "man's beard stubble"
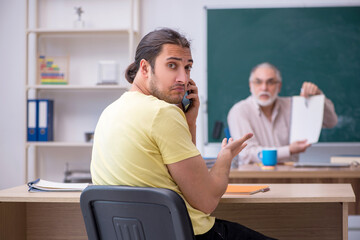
[149,73,184,104]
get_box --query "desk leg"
[0,202,26,240]
[343,203,349,240]
[213,202,343,240]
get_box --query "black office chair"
[80,185,195,240]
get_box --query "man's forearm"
[323,97,338,128]
[208,155,233,198]
[168,134,253,214]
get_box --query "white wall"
[0,0,26,189]
[1,0,360,190]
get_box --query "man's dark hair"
[125,28,191,83]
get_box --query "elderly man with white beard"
[227,62,338,164]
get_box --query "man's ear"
[249,82,253,94]
[139,59,151,78]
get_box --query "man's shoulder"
[229,96,253,113]
[112,92,183,120]
[123,91,176,109]
[136,94,185,120]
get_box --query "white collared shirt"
[227,95,338,164]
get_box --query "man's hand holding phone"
[182,91,192,112]
[182,79,199,128]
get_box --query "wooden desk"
[230,164,360,215]
[0,184,355,240]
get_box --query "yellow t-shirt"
[91,91,215,235]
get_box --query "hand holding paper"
[290,95,325,144]
[300,82,322,97]
[289,139,311,154]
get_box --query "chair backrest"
[80,185,195,240]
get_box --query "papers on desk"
[28,178,89,192]
[290,95,325,144]
[225,184,270,195]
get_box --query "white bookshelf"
[27,85,128,90]
[26,142,93,148]
[25,0,140,182]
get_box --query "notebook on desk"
[294,162,350,168]
[27,178,89,192]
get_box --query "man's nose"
[260,82,268,90]
[176,69,188,84]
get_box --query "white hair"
[249,62,282,82]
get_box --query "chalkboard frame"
[206,6,360,143]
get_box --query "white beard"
[252,91,278,107]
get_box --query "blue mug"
[258,149,277,166]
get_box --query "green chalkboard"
[207,7,360,143]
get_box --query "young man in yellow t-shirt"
[91,28,276,240]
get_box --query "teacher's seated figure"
[227,62,338,164]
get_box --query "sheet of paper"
[290,95,325,144]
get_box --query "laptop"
[294,162,350,168]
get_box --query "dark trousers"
[195,219,277,240]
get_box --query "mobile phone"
[181,91,192,112]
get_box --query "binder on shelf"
[27,99,38,141]
[37,99,54,141]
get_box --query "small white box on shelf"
[97,60,119,85]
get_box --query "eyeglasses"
[251,79,280,86]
